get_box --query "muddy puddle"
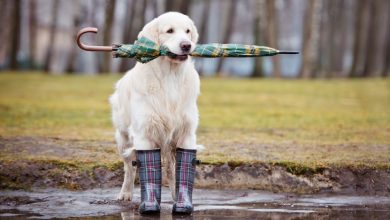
[1,187,389,219]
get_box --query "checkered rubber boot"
[136,149,162,214]
[172,148,198,214]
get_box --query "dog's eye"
[186,29,190,34]
[167,28,174,33]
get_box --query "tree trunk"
[266,0,281,78]
[28,0,37,69]
[10,0,21,70]
[179,0,191,15]
[299,0,322,78]
[198,0,210,44]
[299,0,315,78]
[140,0,147,29]
[363,1,387,77]
[119,0,138,72]
[65,2,82,73]
[165,0,190,14]
[43,0,59,72]
[382,1,390,77]
[197,0,211,76]
[362,1,376,77]
[101,0,117,73]
[165,0,175,12]
[251,0,265,77]
[151,0,159,18]
[328,0,346,77]
[0,2,7,66]
[316,0,328,77]
[350,0,370,77]
[216,0,237,76]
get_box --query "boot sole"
[139,209,160,214]
[172,207,193,214]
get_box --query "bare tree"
[299,0,322,78]
[266,0,281,77]
[43,0,59,72]
[10,0,21,70]
[350,0,371,77]
[383,1,390,77]
[119,0,138,72]
[179,0,192,15]
[328,0,347,77]
[363,1,388,77]
[165,0,174,12]
[0,1,7,66]
[251,0,266,77]
[119,0,148,72]
[361,1,376,77]
[150,0,159,18]
[66,2,83,73]
[164,0,191,14]
[101,0,117,73]
[28,0,37,69]
[216,0,237,76]
[316,0,328,77]
[197,0,211,75]
[198,0,210,44]
[140,0,147,29]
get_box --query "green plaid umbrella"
[113,37,298,63]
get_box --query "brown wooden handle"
[76,27,113,52]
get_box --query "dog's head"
[137,12,199,63]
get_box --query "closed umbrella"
[77,27,298,63]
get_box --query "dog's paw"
[117,192,133,201]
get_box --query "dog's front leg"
[115,130,137,201]
[118,151,137,201]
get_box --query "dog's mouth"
[167,51,189,62]
[167,52,189,61]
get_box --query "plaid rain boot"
[172,148,198,214]
[136,149,162,214]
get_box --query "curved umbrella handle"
[76,27,113,52]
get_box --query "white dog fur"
[109,12,203,201]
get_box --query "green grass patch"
[0,72,389,169]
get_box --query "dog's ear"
[137,18,159,43]
[190,20,199,44]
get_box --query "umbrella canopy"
[76,27,298,63]
[113,37,297,64]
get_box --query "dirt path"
[0,136,389,195]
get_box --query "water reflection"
[1,188,389,219]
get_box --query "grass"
[0,72,389,169]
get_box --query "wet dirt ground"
[0,188,389,219]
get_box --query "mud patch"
[1,160,389,195]
[197,163,390,195]
[0,136,389,195]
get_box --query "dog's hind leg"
[116,130,137,201]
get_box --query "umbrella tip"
[278,51,299,54]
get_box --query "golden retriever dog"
[109,12,203,202]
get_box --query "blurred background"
[0,0,389,77]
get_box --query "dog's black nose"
[180,41,191,52]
